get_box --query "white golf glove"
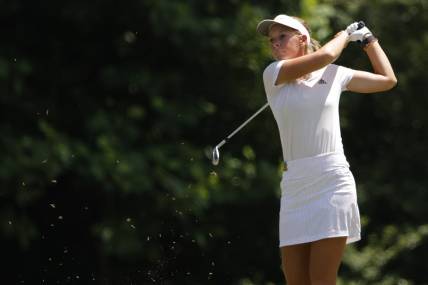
[346,22,360,35]
[348,26,373,42]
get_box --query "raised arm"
[346,27,397,93]
[276,31,350,85]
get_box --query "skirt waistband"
[283,152,349,180]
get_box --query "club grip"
[357,21,365,29]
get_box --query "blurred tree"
[1,0,427,284]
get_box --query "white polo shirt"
[263,61,354,162]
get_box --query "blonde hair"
[291,16,321,53]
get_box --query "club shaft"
[215,102,269,149]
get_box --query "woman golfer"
[257,15,396,284]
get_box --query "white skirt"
[279,152,361,247]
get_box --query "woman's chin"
[273,52,290,60]
[273,54,283,60]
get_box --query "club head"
[212,146,220,165]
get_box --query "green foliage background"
[1,0,427,284]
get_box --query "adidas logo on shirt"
[318,78,327,84]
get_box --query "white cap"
[256,14,310,45]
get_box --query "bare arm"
[347,41,397,93]
[276,31,349,85]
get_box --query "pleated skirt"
[279,152,361,247]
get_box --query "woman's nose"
[272,40,280,49]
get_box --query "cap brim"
[256,20,276,36]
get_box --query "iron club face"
[210,103,269,166]
[212,146,220,165]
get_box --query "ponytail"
[291,16,321,54]
[309,38,321,52]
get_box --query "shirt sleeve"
[337,65,355,91]
[263,60,285,96]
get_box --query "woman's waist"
[283,151,349,180]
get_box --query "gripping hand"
[346,22,360,35]
[348,26,373,42]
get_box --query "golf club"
[212,102,269,165]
